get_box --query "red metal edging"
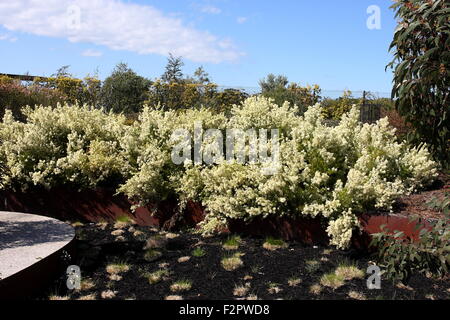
[0,188,431,250]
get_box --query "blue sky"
[0,0,397,94]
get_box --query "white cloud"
[237,17,248,24]
[0,33,18,42]
[0,0,243,63]
[82,49,103,57]
[201,5,221,15]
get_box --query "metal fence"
[217,87,388,124]
[216,86,391,99]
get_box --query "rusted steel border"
[0,188,432,250]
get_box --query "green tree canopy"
[387,0,449,167]
[259,74,321,113]
[100,63,151,114]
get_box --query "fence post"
[360,91,367,123]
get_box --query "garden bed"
[6,174,449,300]
[2,173,447,250]
[32,220,449,301]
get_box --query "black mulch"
[32,222,449,300]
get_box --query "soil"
[32,221,449,301]
[391,172,449,220]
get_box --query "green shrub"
[370,213,450,282]
[0,77,66,121]
[426,192,450,215]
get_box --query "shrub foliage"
[371,213,449,282]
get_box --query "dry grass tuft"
[111,229,125,236]
[147,269,170,284]
[178,256,191,263]
[222,235,241,250]
[106,262,130,275]
[320,273,345,289]
[170,280,192,292]
[309,284,323,295]
[262,237,288,251]
[133,230,147,241]
[79,278,95,291]
[288,277,302,287]
[100,290,117,299]
[305,260,321,273]
[48,295,69,300]
[348,290,367,300]
[335,261,364,280]
[77,294,96,300]
[233,283,251,297]
[165,295,183,300]
[267,282,283,294]
[221,253,244,271]
[109,274,122,281]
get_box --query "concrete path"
[0,211,74,281]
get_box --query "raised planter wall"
[0,187,430,250]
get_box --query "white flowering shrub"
[174,101,438,248]
[0,98,438,248]
[0,103,130,190]
[117,106,227,206]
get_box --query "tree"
[100,63,151,114]
[161,53,184,83]
[52,65,72,78]
[387,0,449,167]
[259,74,289,92]
[321,90,359,120]
[259,74,321,113]
[193,66,210,84]
[212,88,249,114]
